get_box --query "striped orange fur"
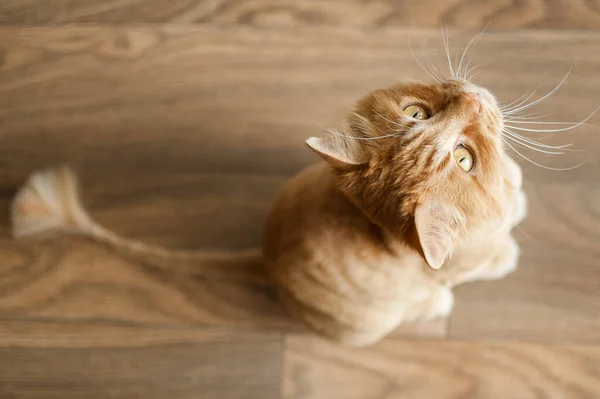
[263,79,526,346]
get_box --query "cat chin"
[463,82,498,109]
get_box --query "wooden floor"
[1,1,600,398]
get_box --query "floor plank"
[0,235,291,328]
[1,26,599,344]
[1,17,600,399]
[284,334,600,399]
[449,178,600,343]
[1,26,598,184]
[0,320,283,399]
[0,231,445,338]
[1,0,600,30]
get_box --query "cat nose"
[463,92,481,113]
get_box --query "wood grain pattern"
[284,334,600,399]
[1,23,600,398]
[0,232,445,337]
[0,320,283,399]
[2,0,600,30]
[0,26,599,344]
[0,235,287,328]
[1,27,598,183]
[449,178,600,343]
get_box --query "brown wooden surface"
[0,320,283,399]
[2,0,600,30]
[0,15,599,399]
[284,334,600,399]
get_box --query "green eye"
[454,146,474,172]
[402,104,430,120]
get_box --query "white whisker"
[506,124,583,133]
[317,125,399,141]
[505,106,599,133]
[504,120,577,125]
[460,53,476,79]
[409,33,444,83]
[502,129,577,153]
[462,53,477,78]
[504,120,598,129]
[499,93,528,108]
[421,37,446,82]
[457,22,489,80]
[500,86,540,112]
[372,110,405,131]
[503,112,551,121]
[503,129,574,149]
[441,25,456,79]
[504,68,572,115]
[500,136,588,171]
[515,224,533,240]
[465,62,486,81]
[502,133,565,155]
[499,89,536,108]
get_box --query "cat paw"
[477,236,520,281]
[402,287,455,322]
[504,153,523,189]
[511,190,527,227]
[424,287,455,319]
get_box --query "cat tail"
[11,166,264,281]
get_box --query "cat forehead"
[365,81,474,111]
[360,81,501,126]
[388,81,472,102]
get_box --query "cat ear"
[306,136,369,169]
[414,202,463,270]
[306,112,374,169]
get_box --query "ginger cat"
[11,78,526,347]
[263,79,526,346]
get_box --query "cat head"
[307,80,516,270]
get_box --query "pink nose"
[463,92,481,113]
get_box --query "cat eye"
[402,104,430,120]
[454,146,474,172]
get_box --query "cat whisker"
[515,130,566,141]
[503,128,573,148]
[515,224,533,240]
[504,114,563,138]
[462,53,477,79]
[504,120,599,130]
[499,93,528,108]
[420,36,448,82]
[503,112,551,121]
[500,136,588,171]
[317,125,399,141]
[457,22,490,80]
[372,110,404,130]
[502,129,574,150]
[504,127,585,150]
[504,106,598,133]
[503,120,578,125]
[441,24,457,79]
[500,86,540,113]
[465,62,486,82]
[502,133,565,155]
[504,68,572,115]
[409,33,444,83]
[423,40,447,82]
[499,88,535,108]
[457,44,476,80]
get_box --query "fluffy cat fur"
[11,79,527,347]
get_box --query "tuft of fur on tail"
[11,166,264,279]
[12,166,93,239]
